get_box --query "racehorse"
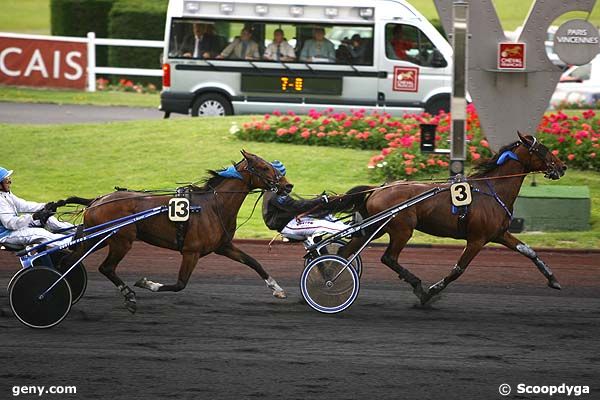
[68,150,292,313]
[327,132,567,305]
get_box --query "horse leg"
[98,239,137,313]
[421,239,485,305]
[135,251,200,292]
[214,242,287,299]
[380,229,426,301]
[493,231,561,289]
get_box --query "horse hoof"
[273,290,287,299]
[548,279,562,290]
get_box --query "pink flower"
[480,139,489,148]
[567,154,575,161]
[471,153,481,160]
[368,120,377,128]
[551,150,559,156]
[264,114,271,120]
[288,125,298,134]
[583,109,596,119]
[301,130,310,139]
[276,128,287,136]
[382,147,393,156]
[317,132,326,138]
[343,120,353,128]
[273,110,282,116]
[591,152,596,158]
[322,118,331,125]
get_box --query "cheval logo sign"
[498,42,526,70]
[393,66,419,92]
[0,36,87,90]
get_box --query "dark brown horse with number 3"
[328,132,567,305]
[68,150,292,313]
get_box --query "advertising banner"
[0,36,87,90]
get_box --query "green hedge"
[108,0,167,85]
[50,0,115,66]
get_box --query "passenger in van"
[216,28,260,60]
[387,24,416,61]
[299,27,336,63]
[348,34,369,64]
[263,29,296,62]
[182,23,220,59]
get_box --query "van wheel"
[191,93,233,116]
[425,97,449,116]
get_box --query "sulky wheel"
[304,240,363,278]
[55,262,87,304]
[9,267,72,329]
[300,255,359,314]
[7,268,27,292]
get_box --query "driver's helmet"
[271,160,286,177]
[0,167,13,181]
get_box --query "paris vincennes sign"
[0,35,87,90]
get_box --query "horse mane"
[468,140,520,178]
[190,170,227,192]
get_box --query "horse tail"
[327,185,376,216]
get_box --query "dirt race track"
[1,241,599,400]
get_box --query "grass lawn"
[2,117,598,249]
[3,1,600,36]
[1,0,50,35]
[0,86,159,108]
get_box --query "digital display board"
[241,75,343,95]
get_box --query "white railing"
[86,32,164,92]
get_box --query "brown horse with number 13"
[67,150,293,313]
[328,132,567,305]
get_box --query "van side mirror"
[431,49,447,68]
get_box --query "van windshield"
[168,19,374,66]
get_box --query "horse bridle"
[518,136,560,178]
[241,158,282,192]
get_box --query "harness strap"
[175,187,192,253]
[483,180,513,220]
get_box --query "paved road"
[1,242,599,399]
[0,102,185,124]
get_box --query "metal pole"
[450,0,468,176]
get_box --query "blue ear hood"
[217,165,243,180]
[496,150,519,165]
[271,160,286,176]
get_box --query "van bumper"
[160,91,193,115]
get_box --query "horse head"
[239,150,293,194]
[516,132,566,180]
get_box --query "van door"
[377,22,449,114]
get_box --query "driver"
[262,161,348,238]
[0,167,74,248]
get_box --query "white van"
[160,0,452,117]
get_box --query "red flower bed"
[235,105,599,180]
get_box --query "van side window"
[168,19,374,65]
[385,23,446,68]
